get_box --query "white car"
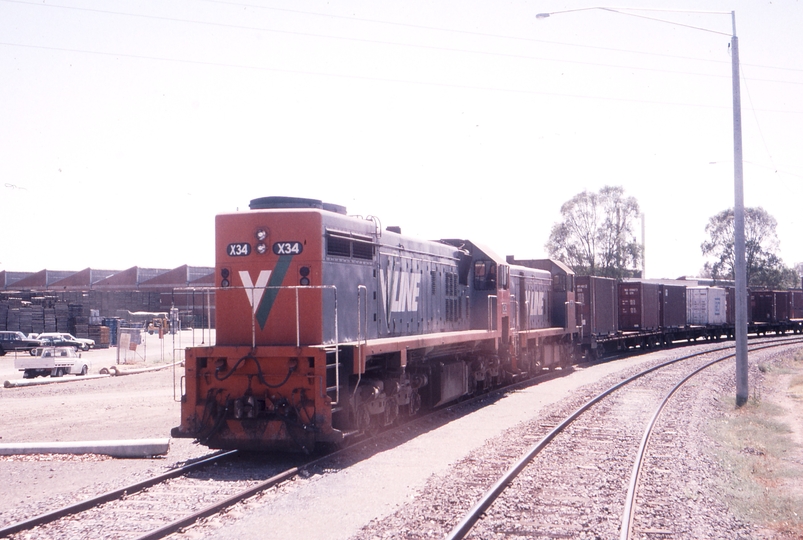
[16,346,91,378]
[35,332,95,351]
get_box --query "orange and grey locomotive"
[172,197,578,452]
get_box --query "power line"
[3,39,802,116]
[4,0,803,76]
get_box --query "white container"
[687,287,727,325]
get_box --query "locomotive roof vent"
[249,196,347,215]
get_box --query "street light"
[537,8,749,406]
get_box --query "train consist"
[172,197,803,453]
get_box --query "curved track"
[4,336,800,539]
[446,336,803,540]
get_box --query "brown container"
[792,290,803,319]
[659,284,687,328]
[776,291,791,321]
[575,276,617,336]
[724,286,739,324]
[618,282,660,331]
[750,290,790,323]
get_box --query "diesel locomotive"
[171,196,578,452]
[171,196,803,453]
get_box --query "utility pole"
[731,12,749,406]
[641,213,646,279]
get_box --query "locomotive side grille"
[352,240,374,260]
[327,235,351,257]
[326,230,375,260]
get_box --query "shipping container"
[723,286,740,324]
[792,290,803,319]
[687,287,728,325]
[750,290,790,323]
[575,276,617,337]
[776,291,791,321]
[618,282,660,331]
[659,284,687,328]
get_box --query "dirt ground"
[0,331,212,527]
[1,337,800,537]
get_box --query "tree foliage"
[546,186,642,279]
[700,207,798,289]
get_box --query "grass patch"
[708,351,803,536]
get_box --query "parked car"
[35,332,95,351]
[15,346,91,378]
[0,331,43,356]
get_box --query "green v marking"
[255,255,294,330]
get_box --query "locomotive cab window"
[474,261,497,291]
[553,274,566,292]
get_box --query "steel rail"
[444,336,803,540]
[134,464,301,540]
[135,358,582,539]
[620,337,803,540]
[0,450,237,537]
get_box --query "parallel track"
[445,336,803,539]
[5,335,801,539]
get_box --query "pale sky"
[2,0,802,279]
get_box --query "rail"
[444,337,803,540]
[0,450,236,537]
[619,337,803,539]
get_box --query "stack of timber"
[88,324,111,348]
[44,307,57,333]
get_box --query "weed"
[708,350,803,537]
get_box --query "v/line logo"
[379,262,421,315]
[525,289,546,317]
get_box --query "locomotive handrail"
[172,284,341,348]
[295,288,300,347]
[487,295,497,331]
[358,285,368,367]
[174,284,343,406]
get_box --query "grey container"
[687,286,727,325]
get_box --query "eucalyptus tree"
[701,206,798,289]
[546,186,642,279]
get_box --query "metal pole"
[641,213,646,279]
[731,11,749,406]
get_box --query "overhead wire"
[3,0,803,78]
[0,0,801,114]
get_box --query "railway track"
[446,336,803,539]
[3,336,799,539]
[0,355,569,539]
[0,449,308,540]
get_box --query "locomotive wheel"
[403,391,421,417]
[357,405,377,436]
[384,397,399,427]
